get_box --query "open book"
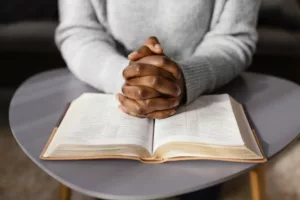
[40,93,266,163]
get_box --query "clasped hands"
[116,37,186,119]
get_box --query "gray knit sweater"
[55,0,261,104]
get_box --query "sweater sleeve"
[55,0,129,94]
[178,0,261,104]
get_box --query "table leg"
[249,164,267,200]
[60,184,71,200]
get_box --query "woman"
[55,0,261,199]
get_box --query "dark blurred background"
[0,0,300,200]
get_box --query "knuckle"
[157,57,164,66]
[137,88,146,98]
[135,104,145,114]
[157,56,168,66]
[150,76,160,87]
[122,68,127,78]
[135,65,142,74]
[144,99,152,107]
[121,86,126,94]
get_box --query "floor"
[1,88,300,200]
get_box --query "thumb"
[128,46,153,61]
[128,36,164,61]
[144,36,163,54]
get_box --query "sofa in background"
[0,0,63,87]
[0,21,64,87]
[250,0,300,84]
[0,0,300,88]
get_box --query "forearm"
[178,0,260,104]
[57,29,128,94]
[56,0,129,94]
[178,35,256,103]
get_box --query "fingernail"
[178,73,181,79]
[173,100,180,107]
[128,51,138,57]
[176,73,181,80]
[155,44,162,50]
[176,86,182,96]
[170,110,176,116]
[115,94,120,101]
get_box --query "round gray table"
[9,69,300,200]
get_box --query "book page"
[153,94,244,151]
[230,97,263,158]
[161,148,261,160]
[43,93,154,157]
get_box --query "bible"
[40,93,267,163]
